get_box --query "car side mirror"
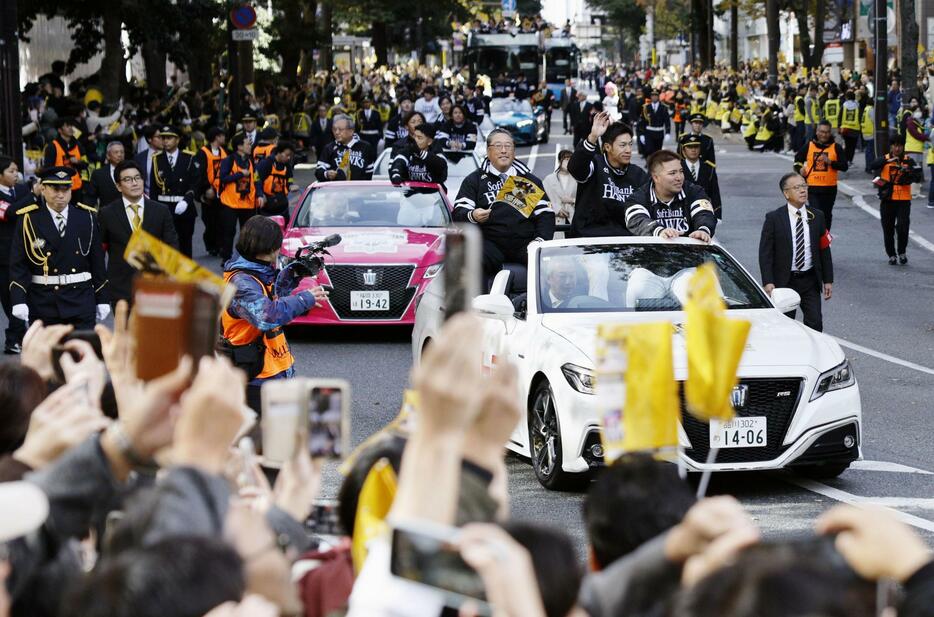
[472,294,515,320]
[770,287,800,313]
[269,215,286,232]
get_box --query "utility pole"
[899,0,918,101]
[0,0,23,165]
[766,0,779,87]
[227,3,241,130]
[873,0,889,157]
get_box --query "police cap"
[157,125,180,138]
[680,134,702,148]
[39,166,76,186]
[689,113,706,124]
[241,113,258,122]
[650,88,660,96]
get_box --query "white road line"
[833,335,934,377]
[787,478,934,532]
[515,144,540,169]
[850,460,934,475]
[847,193,934,254]
[295,163,315,170]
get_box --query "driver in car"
[312,192,351,226]
[542,259,581,309]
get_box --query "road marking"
[847,193,934,254]
[516,144,540,169]
[850,460,934,475]
[295,163,315,170]
[787,478,934,532]
[833,335,934,377]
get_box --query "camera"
[284,233,341,277]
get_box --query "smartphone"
[443,224,482,320]
[260,379,308,467]
[306,379,350,460]
[305,499,343,537]
[51,330,104,383]
[389,521,490,614]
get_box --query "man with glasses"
[758,172,834,332]
[314,114,376,182]
[99,160,178,305]
[453,128,555,278]
[568,112,648,237]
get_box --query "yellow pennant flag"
[495,176,544,218]
[683,264,751,422]
[338,148,352,180]
[597,322,679,463]
[351,458,397,573]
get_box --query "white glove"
[174,200,189,215]
[96,304,111,321]
[11,304,28,322]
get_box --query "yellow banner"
[495,175,544,218]
[351,458,397,572]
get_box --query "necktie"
[129,203,141,230]
[56,214,66,237]
[169,154,175,169]
[794,211,806,271]
[691,164,698,181]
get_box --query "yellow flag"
[338,148,352,180]
[683,264,751,422]
[495,175,544,218]
[351,458,397,573]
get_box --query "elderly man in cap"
[41,117,88,204]
[680,133,722,219]
[8,167,108,329]
[149,125,198,257]
[641,89,670,157]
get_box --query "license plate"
[350,290,389,311]
[710,416,767,449]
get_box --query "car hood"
[540,309,843,372]
[282,226,444,263]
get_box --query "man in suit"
[149,125,198,256]
[759,172,834,332]
[570,91,592,147]
[680,134,722,219]
[559,79,577,134]
[99,160,179,305]
[133,126,163,196]
[0,156,34,353]
[86,140,125,208]
[356,97,383,150]
[309,104,332,161]
[541,257,581,309]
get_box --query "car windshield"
[296,185,451,228]
[490,98,532,115]
[537,244,770,312]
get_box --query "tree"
[586,0,646,60]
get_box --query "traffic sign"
[230,4,257,30]
[231,28,258,41]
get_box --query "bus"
[465,32,579,100]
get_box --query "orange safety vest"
[201,145,227,192]
[880,157,913,201]
[262,161,290,196]
[252,143,275,164]
[221,271,294,379]
[52,140,83,190]
[220,157,256,210]
[801,141,839,187]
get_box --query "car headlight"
[516,119,533,128]
[810,359,855,401]
[561,363,595,395]
[423,263,443,279]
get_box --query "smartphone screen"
[390,525,489,610]
[261,380,307,466]
[443,224,482,320]
[305,499,342,537]
[307,381,349,459]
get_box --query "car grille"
[681,378,803,464]
[324,264,416,320]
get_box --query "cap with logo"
[39,166,76,185]
[157,125,180,138]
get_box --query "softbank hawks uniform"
[453,158,555,275]
[568,137,649,237]
[314,133,376,181]
[624,182,718,237]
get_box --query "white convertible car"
[412,237,862,490]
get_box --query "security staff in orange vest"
[194,126,227,256]
[251,128,278,165]
[220,216,328,414]
[793,120,848,230]
[868,135,922,265]
[256,141,296,218]
[217,132,265,262]
[42,117,88,204]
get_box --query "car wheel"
[528,380,588,491]
[792,462,850,480]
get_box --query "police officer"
[256,141,296,218]
[314,114,376,182]
[568,112,648,237]
[794,120,848,230]
[389,124,448,188]
[9,167,108,329]
[624,150,717,240]
[684,112,717,165]
[680,133,722,219]
[149,125,198,257]
[453,128,555,278]
[241,114,260,155]
[0,156,32,353]
[194,126,227,256]
[868,135,922,265]
[641,89,670,157]
[42,117,88,204]
[356,97,383,150]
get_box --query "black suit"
[0,184,33,348]
[149,149,197,257]
[681,159,722,219]
[99,198,179,304]
[86,165,122,209]
[759,205,833,332]
[569,100,592,146]
[642,103,670,156]
[559,87,577,132]
[310,117,333,160]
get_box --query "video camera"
[288,233,341,278]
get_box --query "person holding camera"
[868,135,922,265]
[219,216,328,413]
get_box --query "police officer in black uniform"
[685,112,717,165]
[680,133,722,219]
[641,89,670,157]
[625,150,718,240]
[149,125,198,257]
[356,97,383,150]
[568,112,648,237]
[453,128,555,278]
[9,167,108,330]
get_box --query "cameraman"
[869,135,922,265]
[219,216,328,413]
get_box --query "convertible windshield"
[490,98,533,115]
[296,185,451,228]
[537,244,770,312]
